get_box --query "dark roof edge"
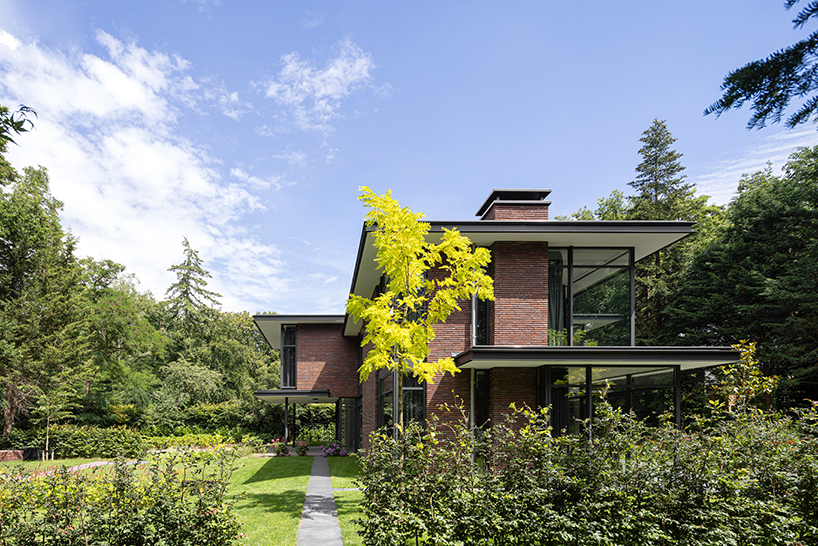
[254,314,345,323]
[429,220,696,233]
[254,389,331,396]
[476,188,553,216]
[455,345,738,366]
[343,223,372,334]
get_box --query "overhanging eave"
[455,346,738,370]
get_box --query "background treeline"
[0,104,335,443]
[558,119,818,413]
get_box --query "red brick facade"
[481,203,549,220]
[489,241,549,346]
[488,368,537,428]
[296,324,359,398]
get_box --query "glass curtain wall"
[548,248,633,346]
[543,365,677,435]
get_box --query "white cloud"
[692,128,818,205]
[273,149,307,168]
[261,37,375,134]
[230,166,284,190]
[300,11,324,29]
[0,29,281,312]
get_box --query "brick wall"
[489,241,549,346]
[489,367,538,428]
[482,203,549,221]
[296,324,359,398]
[360,341,378,451]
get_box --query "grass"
[229,456,313,546]
[334,489,364,546]
[327,455,364,546]
[328,455,360,488]
[0,457,103,472]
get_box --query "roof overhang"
[455,345,738,371]
[344,219,694,337]
[253,389,336,405]
[253,314,344,350]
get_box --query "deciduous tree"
[346,187,494,434]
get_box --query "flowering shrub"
[320,443,347,457]
[0,450,242,545]
[295,441,309,456]
[267,438,290,456]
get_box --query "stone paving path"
[296,453,345,546]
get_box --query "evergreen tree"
[0,162,87,435]
[706,0,818,129]
[628,120,718,343]
[164,238,222,339]
[666,149,818,408]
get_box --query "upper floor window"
[281,325,297,388]
[549,248,634,347]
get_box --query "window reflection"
[548,248,632,346]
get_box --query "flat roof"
[254,314,344,349]
[455,345,738,370]
[344,219,694,336]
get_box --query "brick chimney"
[476,189,552,220]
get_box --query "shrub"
[267,438,289,456]
[0,424,144,458]
[295,441,309,456]
[357,402,818,546]
[0,450,242,545]
[320,443,347,457]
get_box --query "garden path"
[296,451,344,546]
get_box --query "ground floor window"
[378,371,426,436]
[539,365,678,435]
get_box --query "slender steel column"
[567,247,574,347]
[629,248,636,346]
[674,366,682,429]
[284,397,289,443]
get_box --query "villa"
[253,189,736,451]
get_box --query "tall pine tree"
[629,120,718,344]
[164,238,222,339]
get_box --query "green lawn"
[334,489,364,546]
[0,457,103,472]
[229,456,313,546]
[327,456,363,546]
[328,456,360,488]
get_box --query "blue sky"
[1,0,816,314]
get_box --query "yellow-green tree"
[346,187,493,433]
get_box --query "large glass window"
[378,372,426,435]
[543,365,676,435]
[592,367,674,426]
[549,248,633,346]
[281,326,297,388]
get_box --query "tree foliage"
[667,146,818,407]
[705,0,818,129]
[0,161,87,435]
[0,104,35,149]
[346,187,493,431]
[164,237,222,338]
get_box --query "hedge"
[358,402,818,546]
